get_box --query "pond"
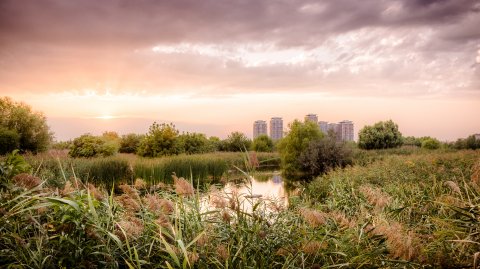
[203,172,297,213]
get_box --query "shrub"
[252,135,274,152]
[220,131,252,152]
[119,133,144,153]
[277,120,323,179]
[421,138,441,150]
[299,137,353,178]
[0,97,52,153]
[0,128,20,155]
[69,134,118,158]
[358,120,403,150]
[137,122,182,157]
[178,132,211,154]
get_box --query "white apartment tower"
[318,121,329,134]
[269,117,283,141]
[253,120,267,139]
[338,120,354,141]
[305,114,318,124]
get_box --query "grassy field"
[1,149,479,268]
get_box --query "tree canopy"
[358,120,403,150]
[0,97,52,154]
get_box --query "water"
[203,172,294,213]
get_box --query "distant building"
[305,114,318,124]
[253,120,267,139]
[337,120,354,141]
[270,117,283,141]
[318,121,328,134]
[327,123,338,133]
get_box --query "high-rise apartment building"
[337,120,354,141]
[253,120,267,139]
[269,117,283,141]
[305,114,318,124]
[318,121,328,134]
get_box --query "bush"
[0,97,52,153]
[137,122,182,157]
[69,134,118,158]
[252,135,274,152]
[358,120,403,150]
[454,135,480,150]
[178,132,211,154]
[299,137,353,178]
[277,120,323,179]
[421,138,441,150]
[0,128,20,155]
[220,131,252,152]
[119,133,144,153]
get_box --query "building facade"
[318,121,328,134]
[337,120,354,141]
[269,117,283,141]
[305,114,318,124]
[253,120,267,139]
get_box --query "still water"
[204,172,295,213]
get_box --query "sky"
[1,0,479,141]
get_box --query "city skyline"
[1,1,479,141]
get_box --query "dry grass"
[359,185,392,211]
[299,208,326,228]
[12,173,42,189]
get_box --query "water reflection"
[204,172,294,213]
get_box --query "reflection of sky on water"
[203,173,290,213]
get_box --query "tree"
[277,120,323,178]
[137,122,181,157]
[221,131,252,152]
[69,134,119,158]
[0,128,20,155]
[178,132,211,154]
[298,136,353,178]
[358,120,403,150]
[421,137,441,150]
[119,133,144,154]
[252,135,274,152]
[0,97,52,153]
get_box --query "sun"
[97,115,115,120]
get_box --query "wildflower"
[144,194,174,215]
[210,193,227,209]
[187,251,199,264]
[221,210,231,222]
[444,181,461,194]
[155,214,171,229]
[173,174,194,197]
[373,221,419,261]
[299,208,326,227]
[12,173,41,189]
[115,217,144,241]
[88,183,104,201]
[134,178,147,190]
[328,211,355,229]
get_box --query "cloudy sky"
[1,0,479,141]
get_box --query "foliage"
[277,120,323,179]
[69,134,118,158]
[0,97,53,153]
[178,132,211,154]
[50,140,72,150]
[0,150,32,181]
[0,127,20,155]
[358,119,403,150]
[119,133,144,154]
[298,136,353,178]
[207,136,222,152]
[454,134,480,150]
[220,131,252,152]
[137,122,182,157]
[421,137,441,149]
[252,135,274,152]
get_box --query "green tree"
[252,135,274,152]
[277,120,323,178]
[178,132,211,154]
[358,120,403,150]
[207,136,221,152]
[137,122,181,157]
[0,128,20,155]
[221,131,252,152]
[69,133,119,158]
[0,97,52,153]
[421,137,441,150]
[119,133,144,154]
